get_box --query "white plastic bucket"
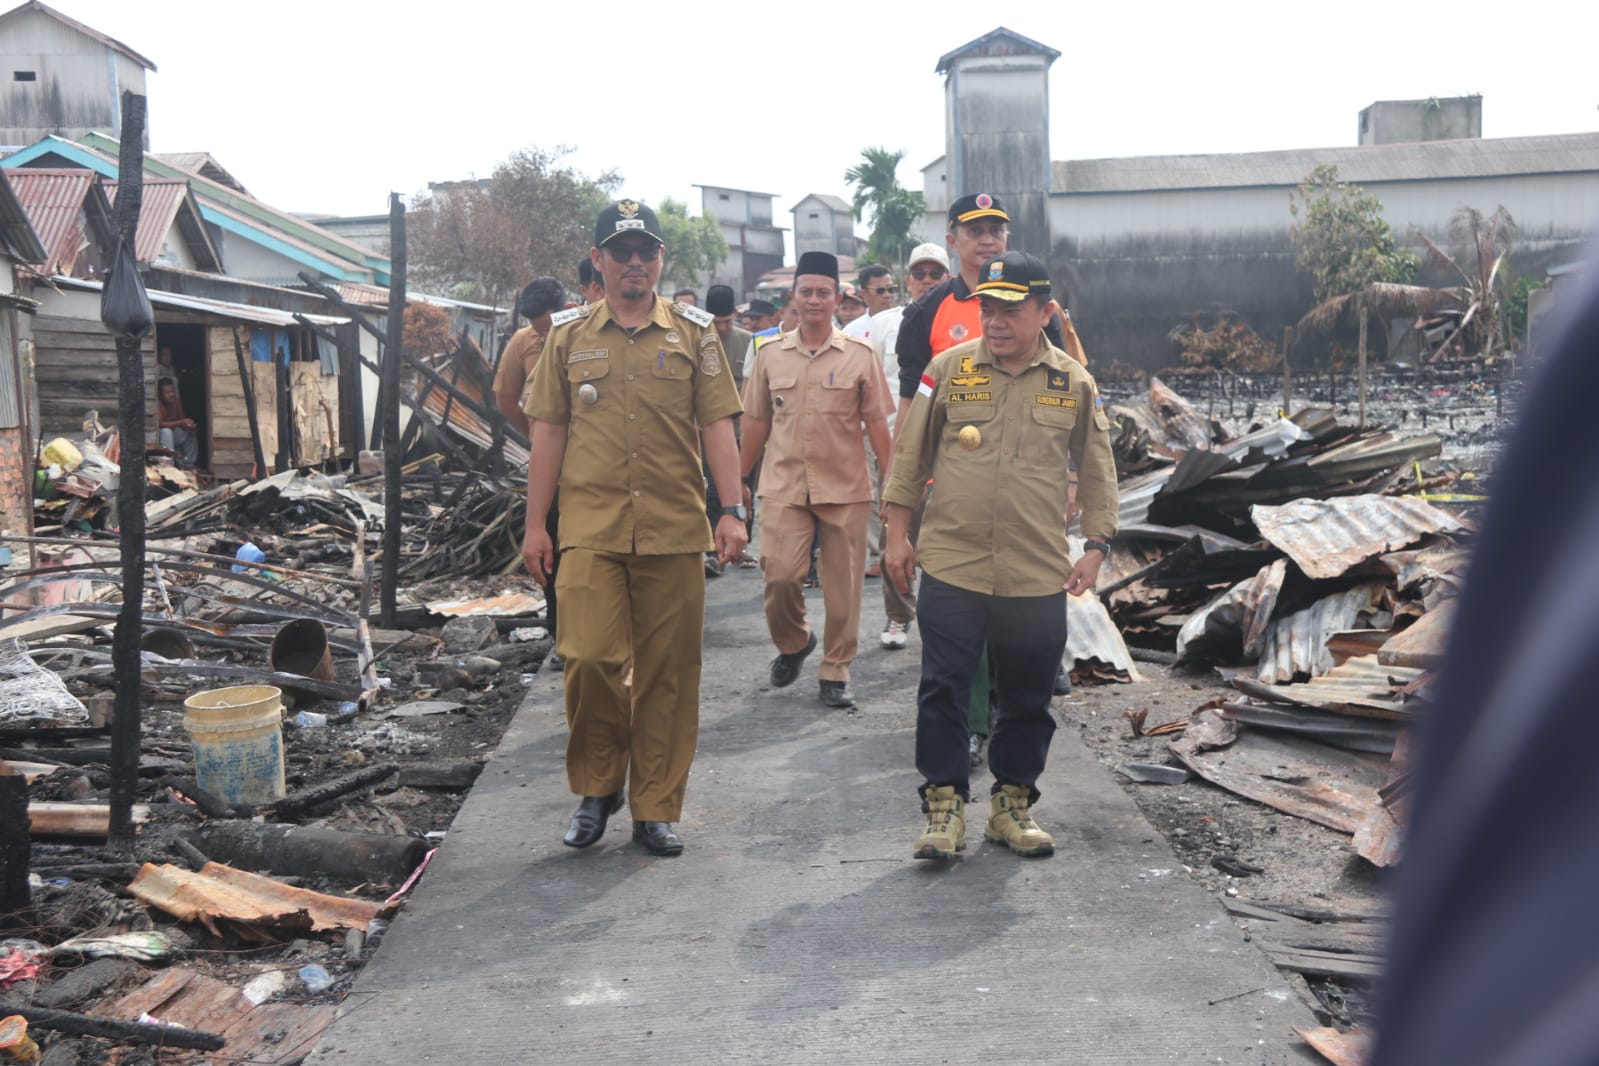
[182,685,286,806]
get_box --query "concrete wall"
[0,8,149,146]
[1051,172,1599,368]
[1359,97,1482,146]
[944,53,1051,259]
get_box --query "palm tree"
[844,147,927,268]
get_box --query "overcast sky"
[53,0,1599,243]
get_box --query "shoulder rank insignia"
[549,306,588,328]
[674,302,715,327]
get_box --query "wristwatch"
[720,505,748,522]
[1082,540,1111,556]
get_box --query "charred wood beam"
[382,193,406,627]
[107,91,148,858]
[264,763,398,821]
[0,768,30,929]
[230,325,269,477]
[0,997,226,1051]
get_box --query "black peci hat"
[706,284,737,316]
[794,250,839,282]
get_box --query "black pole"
[380,194,405,627]
[0,769,29,930]
[107,91,147,856]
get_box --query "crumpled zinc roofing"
[1252,494,1467,580]
[1255,583,1388,683]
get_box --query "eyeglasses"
[869,285,897,295]
[603,242,661,263]
[910,267,947,281]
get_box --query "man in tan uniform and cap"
[884,251,1118,861]
[523,199,748,857]
[740,251,893,709]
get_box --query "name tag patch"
[1036,394,1077,409]
[569,349,608,364]
[947,390,993,404]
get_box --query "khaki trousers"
[554,548,704,822]
[760,499,870,682]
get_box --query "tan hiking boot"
[985,785,1055,857]
[913,786,966,860]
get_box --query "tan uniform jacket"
[743,328,892,506]
[883,334,1118,597]
[525,298,743,555]
[493,325,546,404]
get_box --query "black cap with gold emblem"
[947,192,1009,226]
[594,199,665,247]
[973,251,1051,303]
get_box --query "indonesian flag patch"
[917,373,936,399]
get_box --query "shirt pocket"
[767,375,799,420]
[1026,400,1077,466]
[566,357,611,406]
[818,374,860,416]
[651,348,696,385]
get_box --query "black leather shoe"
[768,631,817,688]
[819,680,856,708]
[563,792,623,848]
[632,820,683,856]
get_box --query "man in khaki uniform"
[493,277,565,438]
[522,200,748,857]
[740,251,893,709]
[883,251,1118,861]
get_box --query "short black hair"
[857,263,891,287]
[673,287,697,301]
[519,277,565,320]
[577,258,600,288]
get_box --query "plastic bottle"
[298,964,334,993]
[291,710,327,729]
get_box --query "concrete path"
[312,566,1320,1065]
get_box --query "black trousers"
[914,572,1066,801]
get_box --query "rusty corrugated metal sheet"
[1175,558,1286,663]
[0,170,47,263]
[7,168,105,276]
[105,179,220,271]
[1255,583,1388,683]
[1377,601,1455,669]
[1238,653,1423,717]
[335,281,389,308]
[1252,494,1466,580]
[1065,591,1141,683]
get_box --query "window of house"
[718,193,730,201]
[809,213,819,220]
[13,71,36,82]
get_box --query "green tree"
[1289,164,1419,304]
[408,145,620,310]
[654,197,728,292]
[844,147,927,268]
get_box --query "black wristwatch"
[720,505,748,522]
[1083,539,1111,556]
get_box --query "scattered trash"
[1116,763,1191,785]
[0,1014,40,1064]
[128,861,395,934]
[297,964,333,994]
[48,931,173,962]
[241,969,288,1005]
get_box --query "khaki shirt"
[493,325,546,404]
[524,298,743,555]
[720,325,753,391]
[744,327,892,506]
[884,335,1118,597]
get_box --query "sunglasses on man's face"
[910,267,946,281]
[604,243,661,263]
[869,285,897,295]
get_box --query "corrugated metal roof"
[1238,653,1424,718]
[1252,494,1466,580]
[1055,131,1599,194]
[48,274,348,328]
[1255,583,1389,684]
[6,168,109,275]
[1176,558,1286,663]
[105,178,221,272]
[0,170,46,263]
[1065,590,1140,683]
